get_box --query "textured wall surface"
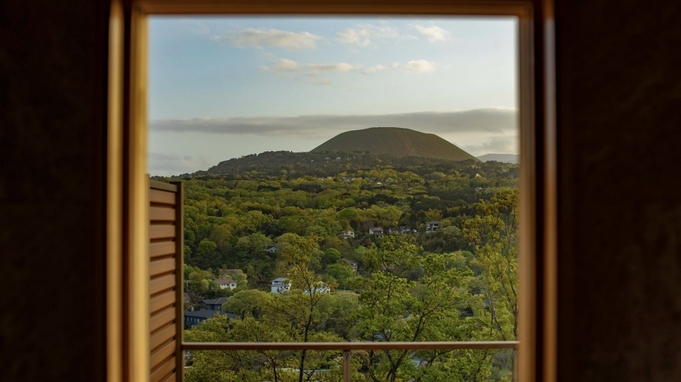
[0,1,109,381]
[555,1,681,381]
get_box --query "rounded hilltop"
[311,127,478,161]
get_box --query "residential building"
[305,283,330,295]
[399,226,414,234]
[426,221,440,233]
[215,279,237,290]
[271,277,291,294]
[369,227,384,236]
[265,245,278,254]
[338,230,355,239]
[184,310,237,329]
[199,297,229,311]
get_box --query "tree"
[463,189,518,341]
[223,289,272,319]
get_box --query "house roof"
[185,310,225,319]
[272,277,288,283]
[215,279,236,285]
[200,297,228,305]
[370,227,383,231]
[185,310,238,319]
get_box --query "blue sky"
[148,16,518,175]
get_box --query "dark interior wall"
[555,1,681,381]
[0,1,109,381]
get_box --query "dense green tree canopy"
[158,156,518,381]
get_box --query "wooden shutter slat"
[150,290,175,313]
[150,241,176,258]
[151,340,177,370]
[149,181,182,382]
[150,225,175,240]
[150,180,178,192]
[150,258,175,277]
[150,189,176,206]
[151,323,176,352]
[150,206,176,222]
[151,306,175,333]
[150,356,176,382]
[150,274,175,296]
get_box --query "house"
[426,221,440,233]
[305,283,330,295]
[184,310,238,329]
[215,279,237,290]
[265,245,278,254]
[369,227,384,236]
[338,230,355,239]
[271,277,291,294]
[199,297,229,311]
[399,226,414,234]
[388,227,401,234]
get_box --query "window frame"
[107,1,557,381]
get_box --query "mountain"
[311,127,478,162]
[476,153,519,164]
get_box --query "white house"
[399,226,413,234]
[369,227,384,236]
[304,282,330,295]
[338,230,355,239]
[215,279,237,290]
[271,277,291,294]
[425,221,440,233]
[265,246,278,254]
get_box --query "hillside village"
[158,140,520,381]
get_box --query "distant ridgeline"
[204,127,481,178]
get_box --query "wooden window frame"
[107,0,557,381]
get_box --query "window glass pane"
[149,15,519,378]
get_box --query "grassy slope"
[312,127,478,161]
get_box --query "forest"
[156,152,519,382]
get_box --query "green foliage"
[156,155,519,381]
[312,127,478,161]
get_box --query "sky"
[149,16,518,176]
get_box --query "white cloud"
[271,58,301,72]
[363,64,388,74]
[150,108,517,137]
[415,25,450,42]
[336,24,400,47]
[261,59,354,74]
[148,152,215,176]
[214,28,321,50]
[262,58,438,77]
[404,60,436,73]
[308,62,355,72]
[462,136,519,156]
